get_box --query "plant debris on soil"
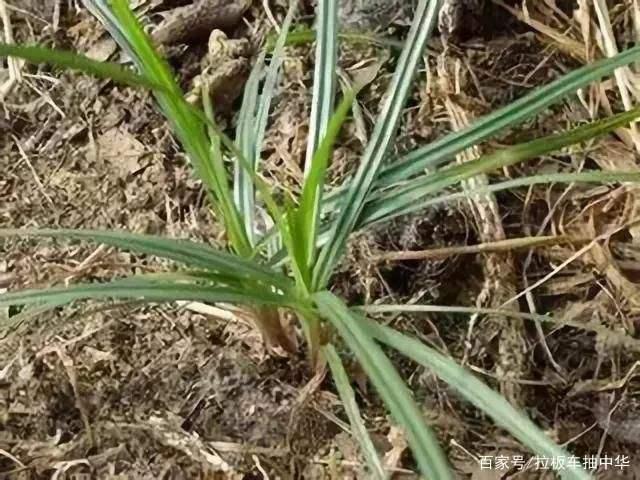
[2,0,640,478]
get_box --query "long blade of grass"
[254,0,298,162]
[0,228,293,291]
[0,279,293,310]
[84,0,177,89]
[359,304,640,350]
[85,0,252,256]
[200,85,256,255]
[360,317,591,480]
[263,44,640,249]
[312,0,441,290]
[359,106,640,225]
[235,50,267,243]
[324,344,387,480]
[363,170,640,227]
[234,1,298,245]
[234,150,310,290]
[114,270,254,288]
[304,0,339,174]
[315,291,453,480]
[111,0,252,255]
[377,44,640,187]
[291,90,356,284]
[85,0,250,166]
[0,43,164,91]
[236,52,266,159]
[219,85,312,291]
[0,40,245,168]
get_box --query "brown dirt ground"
[2,1,640,479]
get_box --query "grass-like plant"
[2,0,640,477]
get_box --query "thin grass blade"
[234,153,310,290]
[82,0,145,63]
[304,0,339,174]
[361,317,591,480]
[85,0,252,256]
[360,106,640,225]
[235,50,267,242]
[234,1,298,245]
[266,169,640,268]
[315,291,453,480]
[88,0,253,167]
[0,278,293,310]
[312,0,440,290]
[377,44,640,187]
[292,90,356,282]
[0,228,293,291]
[265,28,404,51]
[359,304,640,349]
[0,43,164,91]
[200,85,254,253]
[254,0,298,162]
[236,52,266,160]
[268,99,640,265]
[324,344,387,479]
[365,170,640,226]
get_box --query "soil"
[2,1,640,479]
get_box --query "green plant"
[2,0,640,477]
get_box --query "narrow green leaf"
[264,45,640,255]
[105,0,183,95]
[292,90,357,283]
[312,0,440,290]
[201,84,253,255]
[82,0,144,62]
[324,344,387,480]
[361,170,640,228]
[113,270,256,290]
[0,278,292,310]
[359,304,640,349]
[0,42,164,92]
[361,317,591,480]
[305,0,339,174]
[254,0,298,162]
[233,154,310,291]
[234,1,297,246]
[86,0,253,256]
[236,51,266,160]
[359,106,640,225]
[235,49,268,242]
[377,44,640,187]
[0,228,293,291]
[223,82,311,289]
[315,291,453,480]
